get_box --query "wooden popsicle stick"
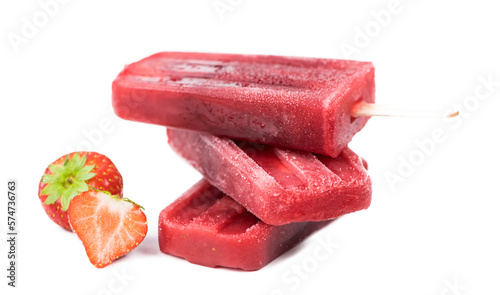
[351,101,459,118]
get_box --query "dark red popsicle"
[112,52,375,157]
[167,128,372,225]
[158,179,331,270]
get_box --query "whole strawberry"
[38,152,123,231]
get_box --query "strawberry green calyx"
[110,193,145,210]
[121,197,145,210]
[89,186,145,210]
[41,153,96,211]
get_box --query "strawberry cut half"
[38,152,123,231]
[68,190,148,268]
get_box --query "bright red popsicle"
[167,128,372,225]
[158,179,331,270]
[112,52,375,157]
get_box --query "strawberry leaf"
[61,190,71,211]
[71,181,89,193]
[78,172,96,181]
[41,174,58,184]
[41,152,97,211]
[42,182,62,196]
[45,191,62,205]
[74,154,87,171]
[66,153,80,171]
[48,164,63,175]
[75,165,96,181]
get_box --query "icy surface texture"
[167,128,372,225]
[158,179,330,270]
[113,52,375,157]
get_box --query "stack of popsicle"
[112,52,374,270]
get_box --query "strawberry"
[68,190,148,268]
[38,152,123,231]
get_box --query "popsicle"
[158,179,331,270]
[167,128,372,225]
[112,52,375,157]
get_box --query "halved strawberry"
[38,152,123,231]
[68,190,148,268]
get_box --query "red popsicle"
[167,128,372,225]
[158,179,331,270]
[112,52,375,157]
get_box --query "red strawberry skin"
[38,152,123,231]
[68,191,148,268]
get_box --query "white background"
[1,0,499,294]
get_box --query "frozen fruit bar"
[112,52,375,157]
[158,179,331,270]
[167,128,372,225]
